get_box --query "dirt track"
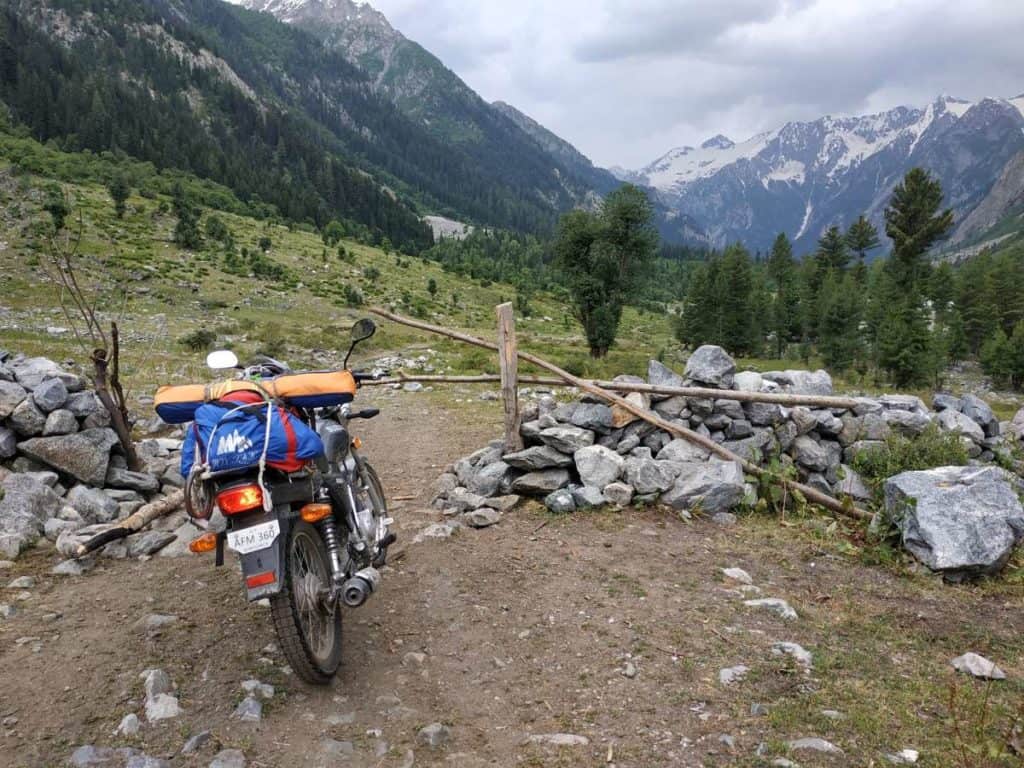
[1,390,1022,768]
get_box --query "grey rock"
[883,409,932,437]
[463,508,501,528]
[45,517,82,542]
[11,357,69,390]
[714,399,746,419]
[127,531,177,558]
[42,408,78,436]
[67,485,120,524]
[772,641,813,668]
[65,391,104,419]
[511,469,570,495]
[750,702,769,716]
[885,466,1024,577]
[209,749,247,768]
[704,413,731,431]
[844,440,886,463]
[0,427,16,459]
[684,345,736,388]
[417,722,452,748]
[232,696,262,722]
[647,359,684,396]
[762,369,833,395]
[937,409,984,443]
[733,371,763,391]
[852,397,883,415]
[145,693,181,721]
[661,460,745,515]
[813,410,843,435]
[744,597,798,620]
[539,425,595,453]
[82,409,111,429]
[690,397,714,417]
[503,446,572,471]
[657,438,709,463]
[0,380,27,420]
[519,420,542,442]
[745,401,785,426]
[160,467,185,489]
[116,713,141,736]
[0,474,62,556]
[1009,406,1024,441]
[142,668,173,698]
[950,652,1006,680]
[721,567,753,584]
[467,461,509,496]
[125,755,170,768]
[615,434,641,454]
[69,746,119,766]
[961,394,1000,437]
[880,394,928,413]
[602,482,634,507]
[486,494,521,512]
[624,457,679,494]
[835,466,872,501]
[413,521,461,543]
[805,472,833,495]
[718,665,749,685]
[725,419,753,439]
[105,467,161,493]
[7,575,34,588]
[933,393,963,412]
[569,402,613,433]
[134,614,178,632]
[574,445,624,488]
[445,488,487,512]
[790,435,830,472]
[789,407,817,435]
[320,739,355,759]
[711,512,737,526]
[241,679,275,699]
[774,421,798,451]
[789,737,844,755]
[653,395,689,418]
[8,398,46,436]
[17,428,119,486]
[52,557,90,576]
[32,377,68,412]
[544,489,576,514]
[181,731,212,755]
[571,485,606,509]
[525,733,590,746]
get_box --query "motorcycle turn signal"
[300,502,333,523]
[189,531,218,554]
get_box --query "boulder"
[0,427,16,459]
[463,508,501,528]
[511,469,570,495]
[880,394,928,413]
[126,531,177,558]
[570,485,606,509]
[835,466,872,501]
[610,392,649,428]
[8,398,47,436]
[684,345,736,388]
[790,435,831,472]
[761,370,833,395]
[732,371,763,392]
[0,380,27,420]
[744,401,784,426]
[32,378,68,413]
[657,438,709,463]
[539,426,595,454]
[937,409,984,443]
[105,467,161,493]
[67,485,121,523]
[647,359,684,397]
[0,474,62,557]
[660,460,745,515]
[1011,406,1024,442]
[16,428,119,486]
[885,466,1024,578]
[882,409,931,437]
[10,357,70,390]
[64,391,104,420]
[623,457,679,494]
[961,394,1000,437]
[725,420,753,440]
[466,461,509,497]
[602,482,634,507]
[932,393,962,412]
[43,409,79,436]
[568,402,613,433]
[544,489,576,514]
[503,445,572,471]
[652,395,688,418]
[574,445,624,488]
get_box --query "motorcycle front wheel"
[270,518,343,685]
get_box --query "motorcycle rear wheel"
[355,460,389,566]
[270,518,343,685]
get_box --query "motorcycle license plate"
[227,520,280,554]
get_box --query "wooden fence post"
[496,302,523,452]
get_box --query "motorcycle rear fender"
[228,507,293,601]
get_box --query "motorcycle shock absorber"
[317,515,347,587]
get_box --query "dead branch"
[73,490,185,558]
[369,307,870,521]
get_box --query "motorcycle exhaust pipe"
[341,567,381,608]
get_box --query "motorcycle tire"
[270,517,343,685]
[356,460,390,567]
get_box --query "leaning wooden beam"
[73,490,185,558]
[363,372,860,410]
[369,308,869,521]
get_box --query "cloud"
[370,0,1024,168]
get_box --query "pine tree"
[816,225,850,272]
[108,173,130,219]
[818,272,863,371]
[845,214,881,261]
[714,244,758,354]
[171,184,202,250]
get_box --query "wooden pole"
[368,308,869,521]
[73,490,185,558]
[496,303,524,452]
[362,372,860,410]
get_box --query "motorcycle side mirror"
[206,349,239,370]
[343,318,377,369]
[351,318,376,342]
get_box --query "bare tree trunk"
[92,325,142,472]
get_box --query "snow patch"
[795,199,814,240]
[641,130,776,190]
[765,160,805,185]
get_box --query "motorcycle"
[176,318,393,684]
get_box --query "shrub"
[343,285,364,307]
[852,423,969,502]
[179,328,217,351]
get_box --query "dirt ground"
[1,389,1022,768]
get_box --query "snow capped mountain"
[226,0,384,27]
[635,94,1024,251]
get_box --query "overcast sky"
[367,0,1024,169]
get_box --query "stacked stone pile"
[432,345,1024,578]
[0,352,186,561]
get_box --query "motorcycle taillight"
[217,484,264,515]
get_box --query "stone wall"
[0,352,187,562]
